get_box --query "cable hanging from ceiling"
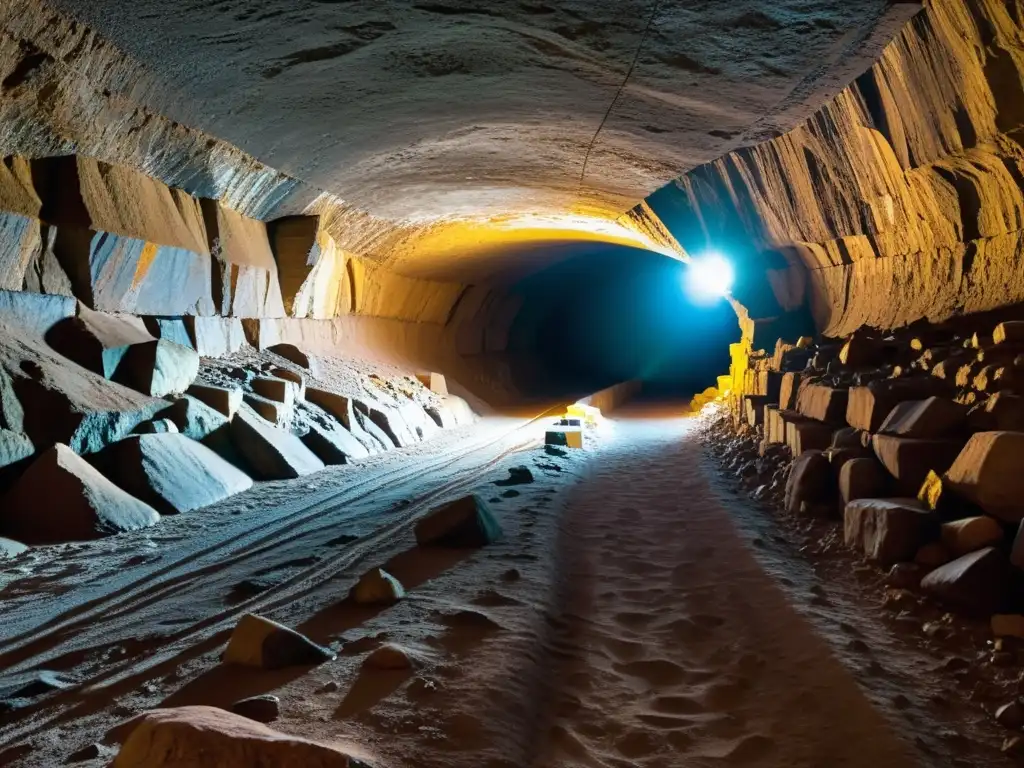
[577,0,663,195]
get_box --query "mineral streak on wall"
[638,0,1024,341]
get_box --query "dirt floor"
[0,400,1016,766]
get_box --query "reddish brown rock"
[843,497,936,566]
[786,417,833,455]
[940,516,1004,558]
[967,392,1024,432]
[839,457,888,506]
[919,547,1009,616]
[415,494,502,547]
[877,397,967,439]
[945,432,1024,522]
[796,382,848,423]
[779,372,801,411]
[0,444,159,543]
[784,450,834,515]
[111,706,362,767]
[846,379,945,433]
[871,434,964,496]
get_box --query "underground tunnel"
[2,0,1024,765]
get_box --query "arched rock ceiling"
[41,0,918,277]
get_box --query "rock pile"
[716,319,1024,622]
[0,307,475,550]
[707,315,1024,740]
[708,313,1024,745]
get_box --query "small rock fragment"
[223,614,335,670]
[349,568,404,606]
[230,694,280,723]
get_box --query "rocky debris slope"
[0,309,475,551]
[703,310,1024,754]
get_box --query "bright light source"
[684,252,734,302]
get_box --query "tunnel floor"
[0,404,1011,766]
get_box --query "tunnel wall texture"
[0,0,534,401]
[3,0,1024,402]
[638,0,1024,341]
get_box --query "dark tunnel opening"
[504,243,740,400]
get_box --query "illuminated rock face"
[642,0,1024,338]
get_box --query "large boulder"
[229,406,324,480]
[0,328,164,454]
[919,547,1009,616]
[871,434,964,495]
[0,444,159,543]
[416,372,448,395]
[967,392,1024,432]
[349,568,404,605]
[839,457,888,506]
[46,308,198,397]
[796,383,848,423]
[223,613,334,670]
[785,417,833,455]
[945,432,1024,522]
[415,495,503,548]
[305,388,389,452]
[877,396,967,439]
[44,308,151,379]
[784,450,834,515]
[940,516,1004,558]
[186,383,243,419]
[91,434,253,515]
[112,706,364,767]
[847,379,945,432]
[298,420,369,465]
[843,498,936,566]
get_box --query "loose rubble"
[700,314,1024,742]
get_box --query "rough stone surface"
[0,443,159,544]
[843,497,935,567]
[223,614,334,670]
[415,495,502,548]
[940,517,1004,558]
[229,406,324,480]
[91,433,253,515]
[349,568,404,606]
[945,432,1024,523]
[186,383,243,419]
[877,397,967,440]
[363,644,413,671]
[796,383,848,423]
[111,706,359,767]
[784,450,834,516]
[839,457,888,506]
[919,547,1009,617]
[870,434,964,496]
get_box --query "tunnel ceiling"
[43,0,914,233]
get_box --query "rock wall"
[641,0,1024,339]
